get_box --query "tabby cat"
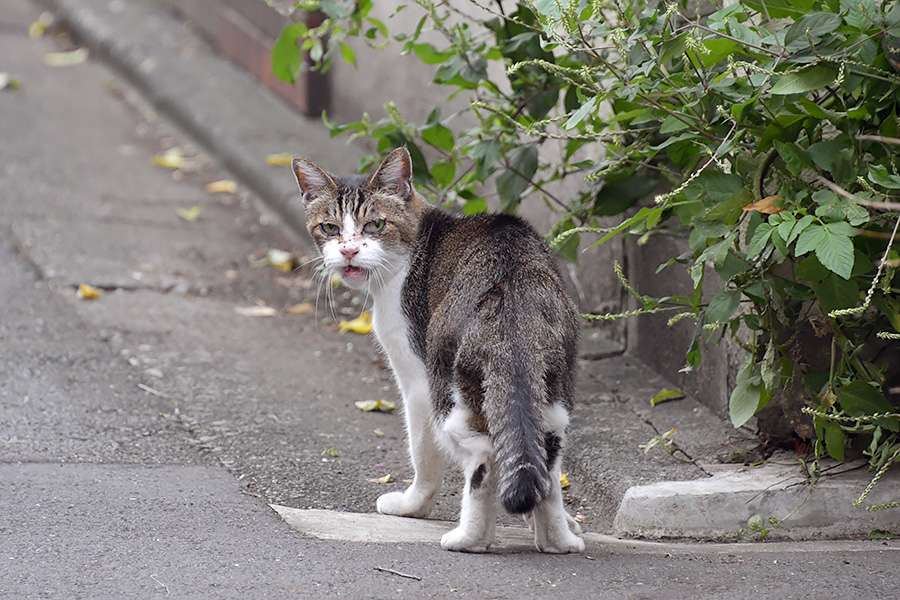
[292,147,584,553]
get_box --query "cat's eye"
[320,222,339,236]
[364,219,386,233]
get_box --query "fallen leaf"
[44,48,89,67]
[266,249,296,273]
[175,205,201,222]
[339,311,373,334]
[28,12,53,38]
[742,195,783,215]
[234,305,277,318]
[284,302,314,315]
[0,73,22,91]
[266,153,293,166]
[560,473,571,489]
[77,283,101,300]
[152,147,187,170]
[373,428,384,436]
[355,399,396,413]
[366,474,393,484]
[650,388,685,406]
[205,179,237,194]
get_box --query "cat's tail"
[486,352,552,515]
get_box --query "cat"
[292,147,585,554]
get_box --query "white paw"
[440,526,492,553]
[376,489,435,518]
[535,530,585,554]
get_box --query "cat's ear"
[369,147,413,199]
[292,157,337,205]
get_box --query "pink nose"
[340,246,359,259]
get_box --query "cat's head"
[291,147,426,291]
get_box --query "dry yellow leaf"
[373,428,385,436]
[152,147,186,170]
[28,13,53,38]
[77,283,101,300]
[366,474,392,484]
[284,302,314,315]
[234,305,277,318]
[44,48,89,67]
[742,195,783,215]
[339,311,373,334]
[0,73,22,91]
[354,399,396,413]
[560,472,571,490]
[205,179,237,194]
[266,153,293,166]
[266,249,295,273]
[174,205,201,222]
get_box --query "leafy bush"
[273,0,900,505]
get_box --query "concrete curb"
[614,461,900,541]
[38,0,900,541]
[271,506,900,554]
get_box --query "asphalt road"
[2,0,900,597]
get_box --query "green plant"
[273,0,900,502]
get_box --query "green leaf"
[650,389,686,406]
[817,222,856,280]
[271,23,308,84]
[409,42,454,65]
[462,197,488,216]
[730,356,766,428]
[701,38,742,68]
[769,66,837,95]
[339,42,357,66]
[421,123,455,152]
[747,222,773,257]
[773,140,814,175]
[823,420,845,461]
[740,0,815,19]
[868,164,900,189]
[659,33,688,64]
[563,97,596,131]
[795,223,855,280]
[592,174,659,217]
[807,140,844,171]
[496,146,538,211]
[706,288,741,325]
[813,273,859,313]
[838,381,899,431]
[784,13,842,49]
[431,160,456,187]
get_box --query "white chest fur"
[370,265,428,401]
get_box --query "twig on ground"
[373,566,422,581]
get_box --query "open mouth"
[342,265,367,283]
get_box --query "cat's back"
[403,208,578,353]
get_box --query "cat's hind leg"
[531,404,584,554]
[436,406,498,553]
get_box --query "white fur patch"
[542,403,570,437]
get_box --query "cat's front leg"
[376,382,444,518]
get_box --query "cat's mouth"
[342,265,368,284]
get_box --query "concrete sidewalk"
[9,0,900,544]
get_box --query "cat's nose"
[340,245,359,259]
